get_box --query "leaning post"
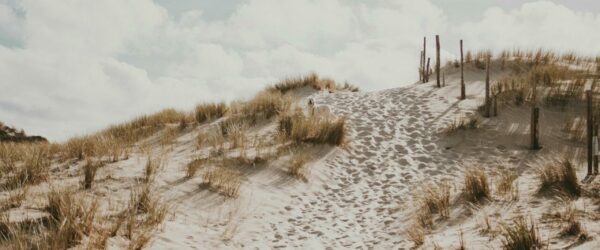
[460,40,466,99]
[420,50,424,82]
[587,90,593,176]
[423,37,427,83]
[485,55,491,117]
[594,124,599,175]
[531,107,540,150]
[425,58,431,82]
[436,35,441,88]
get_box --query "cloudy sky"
[1,0,599,141]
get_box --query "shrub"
[538,159,580,197]
[195,103,227,123]
[463,169,490,203]
[500,216,542,250]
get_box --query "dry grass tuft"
[559,205,584,237]
[268,73,359,94]
[160,127,179,147]
[278,110,346,146]
[185,157,205,179]
[2,144,51,190]
[463,169,491,203]
[195,103,227,123]
[229,91,292,125]
[121,185,168,248]
[405,223,425,247]
[82,160,103,189]
[442,115,480,134]
[45,189,99,249]
[288,152,309,181]
[500,216,542,250]
[0,186,29,211]
[202,167,242,198]
[144,157,161,184]
[496,170,519,200]
[420,182,451,218]
[537,159,580,197]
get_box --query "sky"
[1,0,600,141]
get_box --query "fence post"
[595,124,599,175]
[587,90,593,176]
[531,107,540,150]
[460,40,465,100]
[436,35,441,88]
[423,37,427,83]
[425,57,431,82]
[485,55,491,117]
[420,50,424,82]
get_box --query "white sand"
[3,62,600,249]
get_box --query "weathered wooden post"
[531,107,540,150]
[420,50,424,82]
[594,124,599,174]
[587,90,593,176]
[484,55,491,117]
[426,58,431,82]
[436,35,441,88]
[460,40,466,100]
[423,37,427,83]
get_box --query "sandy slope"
[10,62,596,249]
[142,63,600,249]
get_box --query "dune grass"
[537,159,580,197]
[288,152,309,181]
[463,169,491,203]
[278,110,346,146]
[195,103,228,123]
[185,157,205,179]
[442,115,480,134]
[420,182,451,218]
[500,216,542,250]
[202,167,242,198]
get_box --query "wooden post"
[485,55,491,117]
[460,40,465,100]
[420,50,424,82]
[531,107,540,150]
[587,90,593,176]
[425,58,431,82]
[436,35,441,88]
[423,37,427,83]
[594,124,599,175]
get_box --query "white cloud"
[1,0,599,141]
[456,1,600,54]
